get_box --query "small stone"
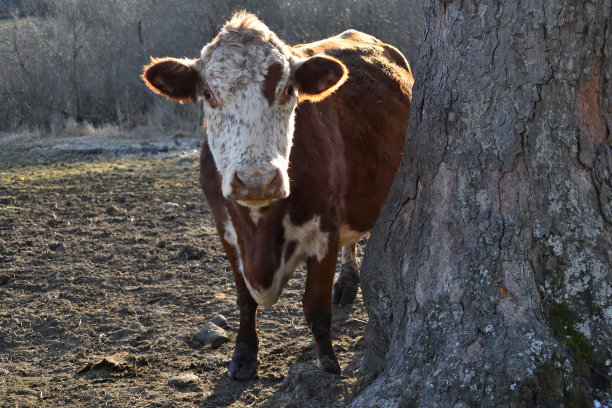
[210,315,228,328]
[0,274,12,285]
[195,322,230,347]
[49,242,63,251]
[173,216,187,226]
[168,373,200,388]
[176,245,204,261]
[160,202,180,212]
[105,205,124,216]
[176,157,195,165]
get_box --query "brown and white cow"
[142,12,412,379]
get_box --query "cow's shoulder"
[293,31,413,103]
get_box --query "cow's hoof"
[317,355,341,375]
[332,275,359,305]
[228,353,259,380]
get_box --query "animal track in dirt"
[0,148,369,407]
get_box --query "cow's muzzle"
[229,166,287,206]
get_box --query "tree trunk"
[353,1,611,407]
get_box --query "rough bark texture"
[353,1,611,407]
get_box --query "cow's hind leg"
[303,241,341,374]
[332,244,359,305]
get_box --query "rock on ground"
[196,322,230,348]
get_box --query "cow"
[142,11,413,379]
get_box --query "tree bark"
[353,1,611,407]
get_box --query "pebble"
[105,205,123,216]
[176,157,196,165]
[160,202,180,211]
[195,322,230,347]
[168,373,200,388]
[175,245,204,261]
[48,242,63,251]
[210,314,228,328]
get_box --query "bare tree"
[353,1,611,407]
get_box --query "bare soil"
[0,133,368,407]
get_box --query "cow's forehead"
[198,13,291,98]
[204,43,286,93]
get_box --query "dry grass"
[0,113,203,169]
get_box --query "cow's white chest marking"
[224,212,330,306]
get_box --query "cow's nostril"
[266,170,282,194]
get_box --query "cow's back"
[291,31,413,237]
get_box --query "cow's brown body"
[142,13,412,379]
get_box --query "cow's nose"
[236,167,278,189]
[231,167,285,203]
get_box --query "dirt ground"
[0,133,369,407]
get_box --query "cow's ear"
[294,55,348,103]
[142,57,202,104]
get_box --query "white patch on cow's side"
[339,225,368,246]
[283,215,329,262]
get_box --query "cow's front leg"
[332,243,359,305]
[303,241,341,374]
[221,238,259,380]
[228,276,259,380]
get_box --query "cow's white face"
[199,36,297,208]
[142,12,347,208]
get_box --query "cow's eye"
[201,86,218,107]
[286,85,294,95]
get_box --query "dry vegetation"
[0,0,421,133]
